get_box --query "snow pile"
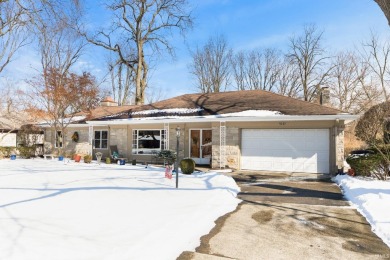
[334,175,390,247]
[131,108,204,115]
[0,159,240,260]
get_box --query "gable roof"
[107,90,343,120]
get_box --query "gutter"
[86,114,359,126]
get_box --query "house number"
[279,122,287,126]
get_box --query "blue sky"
[2,0,390,102]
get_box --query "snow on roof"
[221,110,282,117]
[115,110,283,122]
[131,108,204,115]
[37,115,87,126]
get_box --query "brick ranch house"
[41,90,357,174]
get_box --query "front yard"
[0,159,240,260]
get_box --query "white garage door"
[241,129,329,173]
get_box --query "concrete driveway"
[178,171,390,260]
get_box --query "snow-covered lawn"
[335,175,390,248]
[0,159,240,260]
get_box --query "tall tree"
[375,0,390,26]
[84,0,192,105]
[26,69,98,155]
[28,0,85,76]
[362,33,390,101]
[275,56,301,98]
[288,24,332,101]
[0,0,29,75]
[230,48,281,91]
[328,51,381,113]
[107,57,134,105]
[189,35,232,93]
[230,51,247,91]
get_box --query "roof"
[74,105,137,122]
[0,111,41,130]
[101,97,116,103]
[0,117,18,130]
[109,90,343,120]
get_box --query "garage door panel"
[241,129,329,173]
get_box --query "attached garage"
[241,129,330,173]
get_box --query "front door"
[190,129,212,165]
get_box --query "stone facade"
[109,127,128,156]
[212,126,240,169]
[44,128,91,157]
[335,125,345,172]
[42,120,346,174]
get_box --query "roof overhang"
[38,124,87,128]
[86,114,359,126]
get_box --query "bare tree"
[276,56,301,98]
[230,51,246,91]
[146,85,166,104]
[375,0,390,26]
[247,49,281,91]
[83,0,192,105]
[361,33,390,101]
[189,35,232,93]
[27,0,86,76]
[288,24,333,101]
[107,55,135,105]
[0,82,27,145]
[328,51,370,113]
[0,0,29,75]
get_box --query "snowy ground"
[334,175,390,248]
[0,159,240,260]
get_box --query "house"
[0,116,44,156]
[41,97,137,157]
[0,117,18,147]
[41,90,357,174]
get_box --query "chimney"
[100,97,118,107]
[320,87,330,106]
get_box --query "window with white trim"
[132,129,167,154]
[94,130,108,149]
[55,131,63,148]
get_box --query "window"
[94,130,108,149]
[132,129,166,154]
[55,131,63,148]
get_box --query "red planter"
[74,155,81,163]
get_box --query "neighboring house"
[41,90,357,174]
[0,117,19,147]
[0,116,44,156]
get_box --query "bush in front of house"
[346,146,390,180]
[0,147,15,158]
[157,150,177,164]
[84,154,92,163]
[180,158,195,175]
[17,146,36,158]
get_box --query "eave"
[86,114,359,126]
